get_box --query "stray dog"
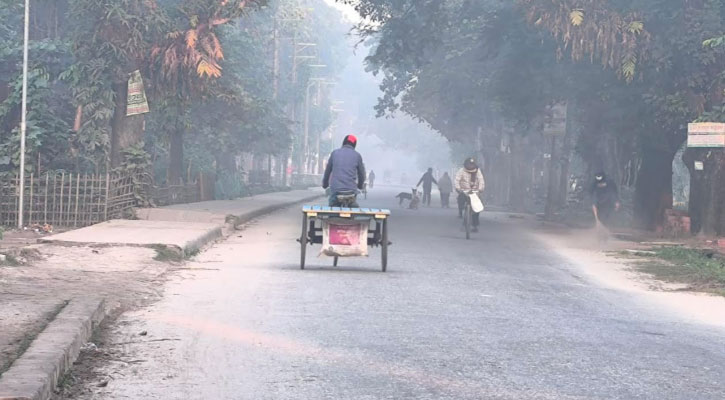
[395,188,420,209]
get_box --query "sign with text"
[126,70,150,116]
[687,122,725,148]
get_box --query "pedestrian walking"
[417,167,438,207]
[438,172,453,208]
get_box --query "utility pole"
[18,0,30,228]
[322,101,344,173]
[272,19,280,99]
[303,78,333,174]
[270,18,280,185]
[303,81,315,175]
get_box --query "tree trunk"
[633,145,677,230]
[509,137,529,212]
[684,148,725,236]
[168,128,184,184]
[544,136,559,219]
[110,80,144,169]
[557,109,577,209]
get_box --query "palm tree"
[148,0,265,183]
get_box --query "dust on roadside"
[507,213,725,327]
[0,234,178,384]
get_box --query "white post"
[18,0,30,228]
[303,82,314,175]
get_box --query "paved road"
[73,188,725,399]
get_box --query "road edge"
[225,193,324,231]
[0,298,107,400]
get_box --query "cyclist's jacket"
[454,168,485,193]
[322,144,366,193]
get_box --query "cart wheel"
[333,256,339,267]
[300,214,308,270]
[381,219,388,272]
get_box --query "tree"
[341,0,724,232]
[65,0,165,170]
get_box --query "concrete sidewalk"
[40,189,324,255]
[39,219,223,256]
[0,189,323,400]
[138,189,324,227]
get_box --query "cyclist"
[455,157,485,232]
[322,135,366,207]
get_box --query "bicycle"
[461,191,479,240]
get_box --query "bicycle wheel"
[300,214,308,269]
[464,204,471,240]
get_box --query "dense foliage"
[0,0,346,186]
[341,0,724,234]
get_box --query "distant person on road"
[368,170,376,189]
[322,135,366,207]
[590,171,620,229]
[417,167,438,207]
[438,172,453,208]
[455,158,485,232]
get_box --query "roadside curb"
[0,298,107,400]
[225,193,325,232]
[38,220,224,258]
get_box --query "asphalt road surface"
[74,187,725,399]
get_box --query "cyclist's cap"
[345,134,357,145]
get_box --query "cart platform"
[299,205,391,271]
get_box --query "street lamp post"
[18,0,30,228]
[303,78,334,174]
[322,103,344,172]
[288,42,318,182]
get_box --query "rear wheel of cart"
[300,214,308,270]
[381,219,388,272]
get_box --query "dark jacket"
[590,179,619,208]
[417,171,438,191]
[322,145,366,193]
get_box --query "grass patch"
[633,246,725,296]
[185,248,200,258]
[151,245,184,263]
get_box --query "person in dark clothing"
[590,171,620,227]
[322,135,366,207]
[438,172,453,208]
[417,167,438,206]
[368,170,376,189]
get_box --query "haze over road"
[75,187,725,400]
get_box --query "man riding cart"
[299,134,390,272]
[322,134,366,207]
